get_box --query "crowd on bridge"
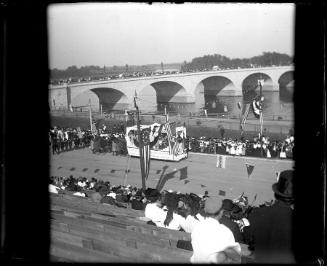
[50,168,295,263]
[50,64,276,86]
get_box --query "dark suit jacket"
[244,200,295,263]
[219,216,244,243]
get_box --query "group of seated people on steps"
[50,169,295,263]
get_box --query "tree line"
[181,52,293,72]
[50,52,292,80]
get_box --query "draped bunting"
[133,124,164,149]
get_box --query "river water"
[153,91,293,121]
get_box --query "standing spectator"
[219,125,225,139]
[243,170,295,263]
[112,137,118,156]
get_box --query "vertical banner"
[275,171,280,181]
[216,155,226,168]
[143,144,151,180]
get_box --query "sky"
[48,3,295,70]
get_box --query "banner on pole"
[245,163,255,177]
[216,155,226,168]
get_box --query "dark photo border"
[1,1,325,264]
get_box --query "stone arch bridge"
[49,65,293,113]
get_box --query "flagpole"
[134,92,146,190]
[258,80,264,157]
[88,99,93,132]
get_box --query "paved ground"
[50,149,294,205]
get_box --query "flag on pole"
[252,98,262,118]
[142,144,151,180]
[141,129,151,180]
[245,163,255,177]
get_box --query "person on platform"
[243,170,295,263]
[190,196,242,263]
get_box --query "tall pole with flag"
[134,91,146,190]
[259,80,264,137]
[88,99,93,132]
[258,80,264,157]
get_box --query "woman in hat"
[243,170,295,263]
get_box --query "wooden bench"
[50,192,251,262]
[51,209,192,245]
[51,206,192,242]
[50,237,130,262]
[51,193,144,218]
[51,211,192,262]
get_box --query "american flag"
[252,97,262,119]
[142,144,151,180]
[140,129,151,180]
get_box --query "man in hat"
[190,196,241,263]
[243,169,295,263]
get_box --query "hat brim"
[272,183,293,198]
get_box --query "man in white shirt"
[190,196,241,263]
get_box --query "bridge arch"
[278,71,294,97]
[138,81,189,113]
[242,72,273,102]
[194,76,236,112]
[71,87,129,112]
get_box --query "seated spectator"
[90,186,107,203]
[180,194,203,234]
[49,180,60,194]
[144,189,167,227]
[130,188,147,210]
[218,199,244,243]
[190,196,241,263]
[161,192,186,231]
[73,191,86,197]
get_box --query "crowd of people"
[50,123,294,160]
[49,124,127,155]
[50,169,295,263]
[186,134,294,159]
[49,126,93,154]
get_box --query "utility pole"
[134,92,146,190]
